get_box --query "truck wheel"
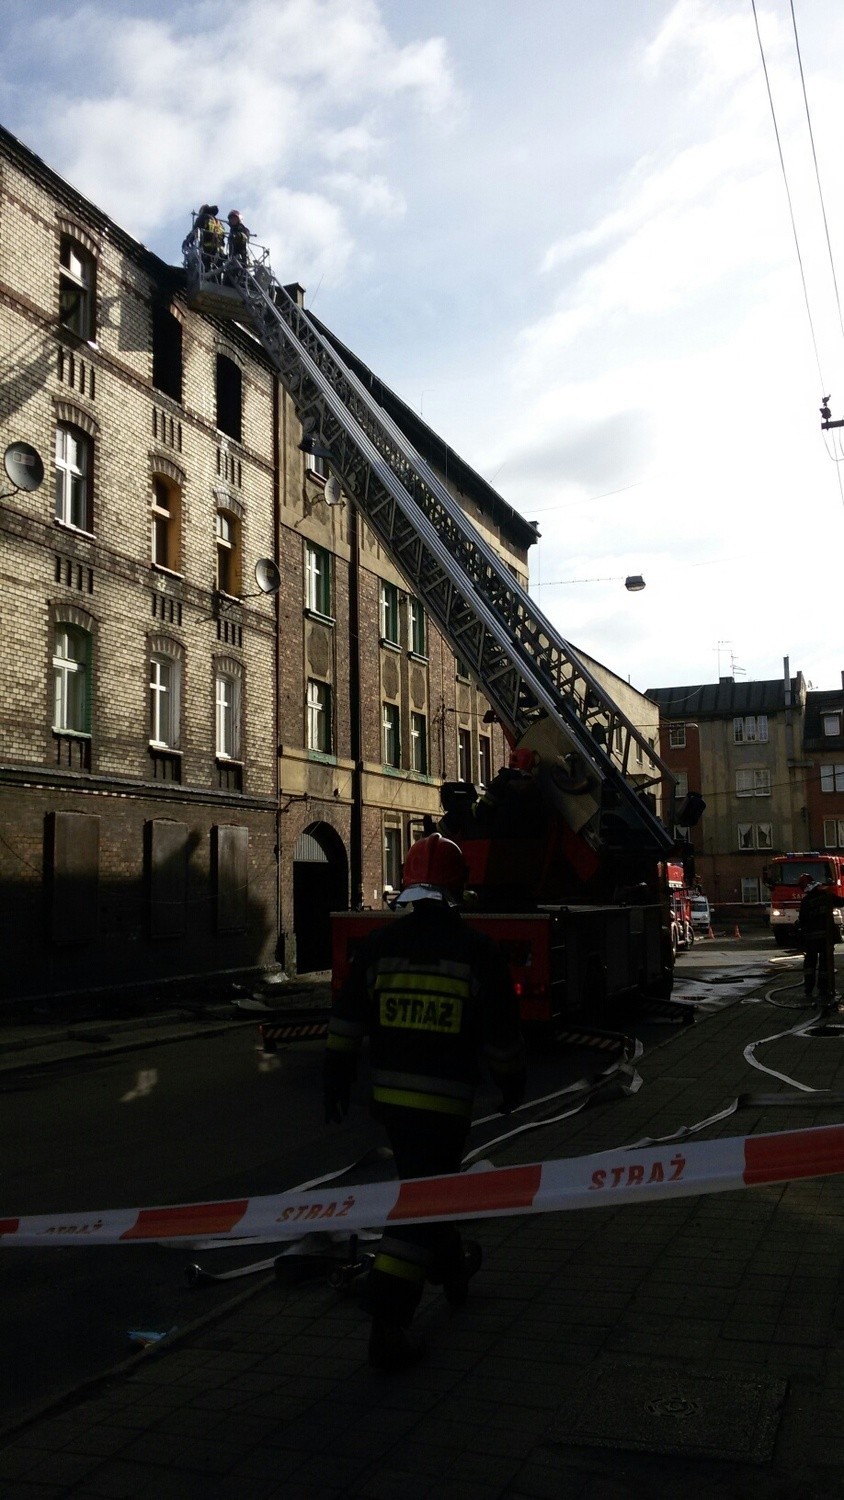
[671,924,679,962]
[686,922,694,948]
[773,929,789,948]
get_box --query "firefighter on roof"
[324,832,526,1371]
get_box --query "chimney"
[784,656,791,707]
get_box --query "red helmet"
[400,834,467,896]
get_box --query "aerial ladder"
[184,231,676,873]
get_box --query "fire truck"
[666,862,694,958]
[186,233,701,1026]
[764,852,844,947]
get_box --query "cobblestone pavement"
[2,968,844,1498]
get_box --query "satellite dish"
[4,442,44,493]
[324,473,342,507]
[254,558,281,595]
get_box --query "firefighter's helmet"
[396,833,467,906]
[798,873,816,890]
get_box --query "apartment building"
[803,683,844,855]
[647,668,808,908]
[0,127,529,998]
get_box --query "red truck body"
[766,852,844,946]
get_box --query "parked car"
[689,895,712,933]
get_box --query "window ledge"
[52,727,91,739]
[407,651,429,664]
[304,608,335,627]
[152,564,184,581]
[54,519,95,540]
[149,742,182,754]
[215,755,243,766]
[307,750,337,765]
[305,468,327,486]
[380,638,401,653]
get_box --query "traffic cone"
[733,924,741,939]
[706,923,715,940]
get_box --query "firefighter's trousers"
[363,1109,469,1328]
[803,938,831,996]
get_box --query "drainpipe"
[273,374,283,961]
[348,508,363,908]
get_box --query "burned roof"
[646,675,805,718]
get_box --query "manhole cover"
[548,1364,787,1463]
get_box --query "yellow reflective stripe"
[374,972,469,1000]
[326,1034,360,1053]
[372,1085,471,1117]
[373,1253,427,1284]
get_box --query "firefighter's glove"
[498,1069,526,1116]
[323,1052,354,1124]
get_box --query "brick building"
[0,127,530,1001]
[803,682,844,856]
[647,666,819,913]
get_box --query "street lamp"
[624,575,645,592]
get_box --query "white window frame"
[149,652,181,749]
[478,734,492,788]
[55,424,91,532]
[734,714,768,744]
[53,625,90,734]
[823,712,841,737]
[383,825,403,892]
[668,724,687,749]
[408,598,427,657]
[307,678,331,753]
[216,509,240,597]
[756,822,773,849]
[305,542,331,616]
[458,726,471,783]
[410,711,427,774]
[820,764,844,793]
[736,768,771,798]
[215,669,242,760]
[59,237,95,339]
[741,877,761,903]
[383,701,400,767]
[380,581,400,645]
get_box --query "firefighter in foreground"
[796,873,844,1003]
[323,833,526,1371]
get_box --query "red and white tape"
[3,1121,844,1249]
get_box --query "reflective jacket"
[797,885,843,943]
[327,901,525,1119]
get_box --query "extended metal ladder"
[185,240,674,855]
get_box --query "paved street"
[3,938,843,1496]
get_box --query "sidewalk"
[2,983,844,1498]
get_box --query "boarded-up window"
[147,820,188,937]
[48,811,99,943]
[215,824,248,933]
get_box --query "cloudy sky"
[3,0,844,695]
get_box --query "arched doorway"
[292,823,348,973]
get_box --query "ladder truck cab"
[765,852,844,947]
[184,222,699,1028]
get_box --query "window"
[820,765,844,793]
[734,715,768,744]
[307,679,332,753]
[478,735,492,788]
[215,668,241,759]
[305,448,328,481]
[823,819,844,848]
[455,656,470,681]
[383,702,400,767]
[54,424,91,531]
[384,825,402,893]
[410,712,428,774]
[59,237,95,339]
[305,542,332,616]
[215,354,242,442]
[674,770,689,801]
[736,768,771,797]
[151,306,183,403]
[458,727,471,783]
[149,652,181,748]
[408,598,427,657]
[668,724,687,749]
[738,822,772,850]
[53,625,91,734]
[151,476,181,572]
[742,877,761,903]
[380,581,399,645]
[216,509,241,596]
[823,712,842,737]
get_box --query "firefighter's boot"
[442,1239,483,1309]
[368,1320,426,1373]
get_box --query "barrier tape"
[3,1120,844,1249]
